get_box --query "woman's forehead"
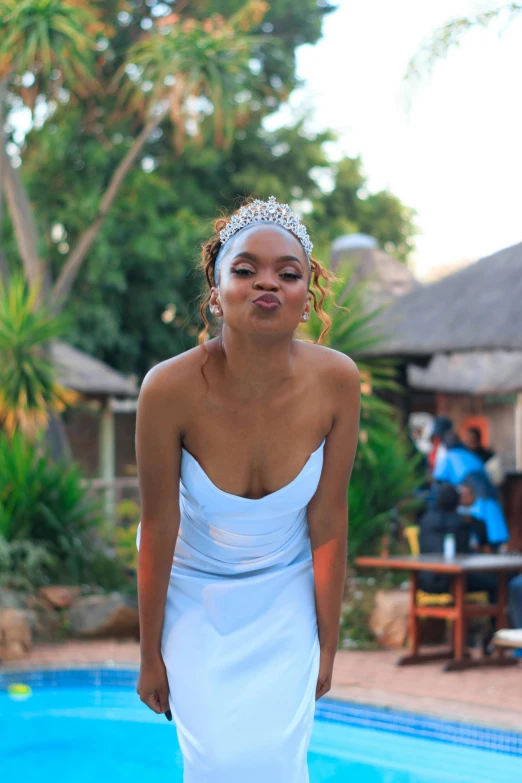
[228,223,306,259]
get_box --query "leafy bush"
[0,536,57,591]
[302,258,424,559]
[114,498,141,573]
[0,430,127,588]
[348,414,424,561]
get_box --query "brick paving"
[3,640,521,731]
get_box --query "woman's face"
[209,224,312,336]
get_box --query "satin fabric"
[137,439,325,782]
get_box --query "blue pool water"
[1,673,520,783]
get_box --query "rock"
[24,594,55,613]
[38,585,81,609]
[369,589,410,649]
[69,593,139,639]
[0,608,32,661]
[0,588,25,610]
[23,596,63,641]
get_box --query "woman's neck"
[217,326,298,400]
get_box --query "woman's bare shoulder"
[297,341,360,385]
[138,344,208,403]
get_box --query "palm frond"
[0,273,76,439]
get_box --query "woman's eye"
[281,272,302,280]
[232,268,253,276]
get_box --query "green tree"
[311,157,417,262]
[0,0,267,310]
[2,1,416,377]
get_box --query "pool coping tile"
[1,666,520,757]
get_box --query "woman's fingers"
[315,676,331,700]
[157,687,171,717]
[141,690,162,713]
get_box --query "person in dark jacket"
[418,483,497,603]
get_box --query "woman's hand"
[137,654,172,720]
[316,647,336,700]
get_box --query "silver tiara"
[219,196,313,256]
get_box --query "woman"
[135,196,361,782]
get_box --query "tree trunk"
[50,103,170,311]
[4,158,51,302]
[2,101,169,463]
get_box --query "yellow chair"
[404,525,488,606]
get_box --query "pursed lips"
[253,294,280,304]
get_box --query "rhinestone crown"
[219,196,313,256]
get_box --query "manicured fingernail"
[165,709,172,721]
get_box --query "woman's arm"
[135,362,183,715]
[307,354,361,698]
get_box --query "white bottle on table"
[443,533,456,559]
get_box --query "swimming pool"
[1,668,520,782]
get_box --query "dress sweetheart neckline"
[181,438,326,502]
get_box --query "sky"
[271,0,522,280]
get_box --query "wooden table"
[355,554,522,671]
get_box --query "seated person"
[456,483,491,553]
[434,433,509,550]
[418,483,497,605]
[457,477,509,552]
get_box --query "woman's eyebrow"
[276,254,303,267]
[232,251,303,267]
[232,251,258,261]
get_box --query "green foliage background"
[2,0,417,378]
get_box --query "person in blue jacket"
[433,432,509,549]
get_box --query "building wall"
[64,404,137,478]
[64,406,99,477]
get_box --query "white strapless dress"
[137,438,325,782]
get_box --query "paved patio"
[3,641,521,731]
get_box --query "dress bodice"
[172,439,326,577]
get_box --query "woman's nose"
[254,274,280,290]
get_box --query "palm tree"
[0,0,266,311]
[0,0,105,299]
[51,4,266,309]
[0,271,79,441]
[0,0,266,457]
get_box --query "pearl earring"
[302,313,309,321]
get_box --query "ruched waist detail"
[174,491,311,577]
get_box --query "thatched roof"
[408,351,522,395]
[330,236,418,308]
[51,340,138,397]
[367,241,522,358]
